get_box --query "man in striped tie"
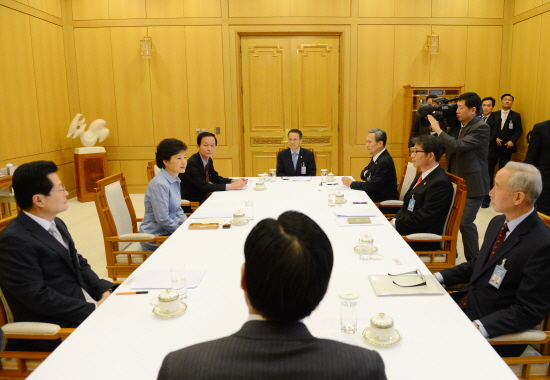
[434,162,550,357]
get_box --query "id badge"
[301,163,306,175]
[367,174,372,182]
[489,260,507,289]
[407,196,415,212]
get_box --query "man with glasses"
[391,135,453,251]
[0,161,114,351]
[276,129,316,177]
[435,162,550,357]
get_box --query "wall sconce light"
[427,31,439,54]
[141,36,152,58]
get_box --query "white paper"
[189,210,233,219]
[290,176,312,181]
[324,184,351,190]
[369,275,445,296]
[131,268,207,289]
[334,217,383,227]
[333,208,377,217]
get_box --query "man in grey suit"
[428,92,490,261]
[158,211,387,380]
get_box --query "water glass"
[328,190,335,206]
[170,266,187,299]
[269,169,276,182]
[340,292,358,334]
[244,200,254,220]
[358,233,373,260]
[321,169,328,183]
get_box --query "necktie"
[482,116,487,122]
[204,163,211,198]
[49,223,68,250]
[501,111,509,129]
[414,174,423,188]
[292,152,298,171]
[487,223,509,262]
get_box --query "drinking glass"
[358,233,373,260]
[170,266,187,299]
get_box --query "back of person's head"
[457,92,482,115]
[288,129,303,139]
[504,162,542,206]
[481,96,496,107]
[368,128,387,146]
[13,161,58,210]
[501,93,514,101]
[244,211,333,322]
[156,138,188,169]
[412,135,443,162]
[426,94,438,101]
[196,132,217,146]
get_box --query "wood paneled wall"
[3,0,548,194]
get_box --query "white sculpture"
[66,114,110,147]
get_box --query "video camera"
[417,96,460,129]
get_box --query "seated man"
[435,162,550,357]
[392,135,453,251]
[276,129,316,177]
[180,132,247,204]
[158,211,387,380]
[342,128,398,202]
[0,161,114,351]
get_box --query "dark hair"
[13,161,58,210]
[155,139,188,169]
[197,132,217,146]
[244,211,333,322]
[481,97,496,107]
[412,135,443,162]
[426,94,438,100]
[457,92,482,116]
[368,128,387,146]
[287,129,303,139]
[501,93,514,101]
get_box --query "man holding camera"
[427,92,490,261]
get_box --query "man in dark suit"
[408,94,438,147]
[435,162,550,357]
[428,92,490,261]
[392,135,453,251]
[180,132,247,204]
[481,97,498,208]
[342,128,398,202]
[0,161,114,351]
[158,211,387,380]
[525,120,550,215]
[485,94,523,208]
[276,129,316,177]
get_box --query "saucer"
[354,246,383,260]
[326,178,336,182]
[362,327,402,346]
[230,219,249,226]
[335,199,347,204]
[253,186,267,191]
[153,302,187,318]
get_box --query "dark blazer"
[394,166,453,250]
[525,120,550,188]
[437,115,490,198]
[482,112,498,140]
[276,148,316,177]
[158,320,387,380]
[489,110,523,155]
[0,212,113,328]
[179,152,232,204]
[409,115,432,147]
[440,211,550,354]
[350,149,398,202]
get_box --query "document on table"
[334,217,383,227]
[333,208,377,217]
[291,176,312,181]
[189,210,233,219]
[131,268,207,289]
[369,275,445,296]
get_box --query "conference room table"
[28,176,516,380]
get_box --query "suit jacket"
[489,110,523,155]
[276,148,316,177]
[350,149,398,203]
[158,320,387,380]
[179,152,232,204]
[482,112,498,141]
[525,120,550,189]
[440,212,550,341]
[437,115,490,198]
[0,212,113,328]
[408,115,432,147]
[395,166,453,250]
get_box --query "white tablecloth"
[28,177,515,380]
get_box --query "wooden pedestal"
[74,148,109,203]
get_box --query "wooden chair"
[146,160,199,216]
[0,175,18,219]
[375,156,419,218]
[0,289,73,379]
[94,173,165,281]
[402,172,467,272]
[538,212,550,229]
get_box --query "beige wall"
[1,0,547,193]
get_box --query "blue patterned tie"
[292,152,298,171]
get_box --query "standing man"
[342,128,398,202]
[435,162,550,357]
[409,94,438,147]
[180,132,247,204]
[276,129,316,177]
[481,96,498,208]
[485,94,523,208]
[0,161,114,351]
[158,211,387,379]
[428,92,490,261]
[525,120,550,215]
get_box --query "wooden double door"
[241,35,340,176]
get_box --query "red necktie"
[414,174,423,188]
[487,223,509,262]
[205,163,211,199]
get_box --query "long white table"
[28,177,516,379]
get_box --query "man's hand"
[96,290,111,307]
[341,177,353,187]
[505,141,514,149]
[427,115,442,134]
[496,138,503,146]
[229,178,247,190]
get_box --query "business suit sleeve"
[350,160,391,194]
[306,150,316,176]
[439,258,477,286]
[525,125,542,165]
[276,151,285,177]
[509,113,523,144]
[489,115,501,143]
[438,122,490,153]
[184,157,227,194]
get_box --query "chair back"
[146,160,161,182]
[398,156,418,201]
[538,211,550,229]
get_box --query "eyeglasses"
[388,269,426,287]
[50,184,67,193]
[410,150,426,155]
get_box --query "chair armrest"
[488,330,550,345]
[379,200,404,206]
[181,199,190,206]
[405,233,442,240]
[136,218,143,223]
[116,233,155,241]
[155,236,168,245]
[2,322,61,336]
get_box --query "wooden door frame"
[231,27,348,176]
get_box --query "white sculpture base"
[75,147,106,154]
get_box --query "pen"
[353,202,368,204]
[116,291,149,295]
[326,183,338,185]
